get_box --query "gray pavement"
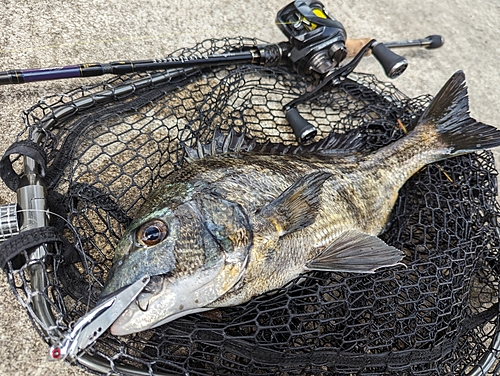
[0,0,499,374]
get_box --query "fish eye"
[136,220,168,246]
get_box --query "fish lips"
[108,267,225,336]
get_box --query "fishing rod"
[0,35,442,85]
[0,0,443,144]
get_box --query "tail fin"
[419,70,500,153]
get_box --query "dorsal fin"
[182,128,366,163]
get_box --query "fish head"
[101,182,252,335]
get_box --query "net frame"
[1,36,499,375]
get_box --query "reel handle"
[346,35,445,57]
[345,35,444,79]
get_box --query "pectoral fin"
[259,171,333,236]
[306,230,404,273]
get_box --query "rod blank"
[0,52,256,85]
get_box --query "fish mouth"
[109,275,167,336]
[109,269,221,336]
[99,274,164,303]
[97,275,167,336]
[133,275,164,312]
[108,254,247,336]
[142,275,164,295]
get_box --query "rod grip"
[345,38,372,58]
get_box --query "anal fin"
[306,230,404,273]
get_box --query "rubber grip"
[285,108,317,144]
[372,43,408,78]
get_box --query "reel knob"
[372,42,408,78]
[285,107,317,144]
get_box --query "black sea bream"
[101,71,500,335]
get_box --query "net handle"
[467,328,500,375]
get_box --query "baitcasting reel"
[276,0,349,75]
[275,0,441,143]
[276,0,408,78]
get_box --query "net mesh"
[3,37,500,375]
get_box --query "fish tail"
[417,70,500,154]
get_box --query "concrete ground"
[0,0,499,374]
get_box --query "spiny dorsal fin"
[258,171,332,236]
[182,128,367,163]
[182,129,249,163]
[306,230,404,273]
